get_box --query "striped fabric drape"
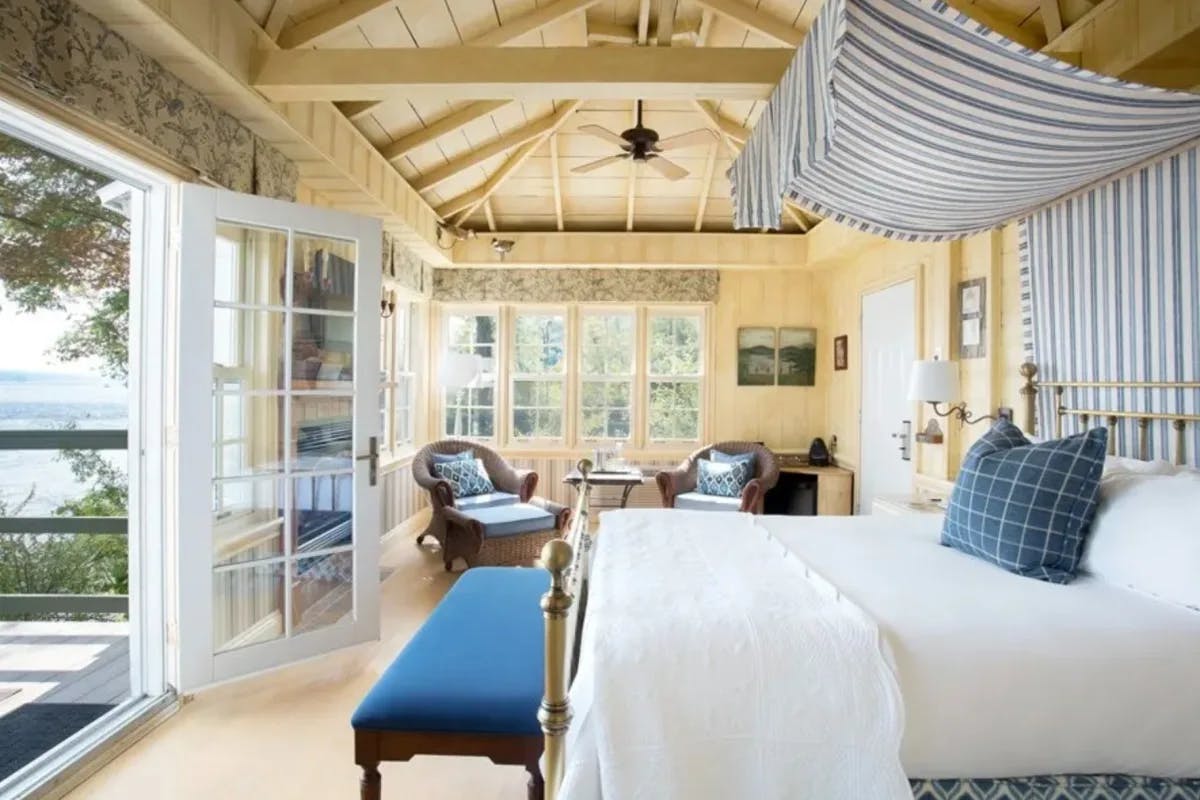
[729,0,1200,239]
[1022,144,1200,461]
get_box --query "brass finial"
[577,458,593,478]
[541,538,574,577]
[1019,362,1038,380]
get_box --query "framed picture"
[833,334,848,371]
[778,327,816,386]
[958,277,986,359]
[737,327,777,386]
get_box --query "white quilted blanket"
[559,509,910,800]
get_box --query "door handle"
[890,420,912,462]
[356,436,378,487]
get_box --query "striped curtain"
[729,0,1200,239]
[1022,145,1200,461]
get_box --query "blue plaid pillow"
[697,457,751,498]
[941,420,1107,584]
[433,457,494,499]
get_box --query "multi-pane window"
[579,312,634,440]
[444,312,498,439]
[393,303,416,449]
[511,313,565,440]
[647,313,703,442]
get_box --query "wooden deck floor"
[0,621,130,718]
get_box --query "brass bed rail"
[1018,362,1199,464]
[540,459,594,800]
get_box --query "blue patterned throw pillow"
[433,457,494,499]
[431,449,473,464]
[711,448,756,470]
[941,420,1107,584]
[697,457,752,498]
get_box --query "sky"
[0,302,102,374]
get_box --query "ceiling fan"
[572,100,717,181]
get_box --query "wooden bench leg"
[360,764,381,800]
[526,762,544,800]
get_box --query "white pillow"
[1083,471,1200,611]
[1102,455,1179,476]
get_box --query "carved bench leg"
[527,762,544,800]
[360,764,381,800]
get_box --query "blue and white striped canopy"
[729,0,1200,240]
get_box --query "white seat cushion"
[675,491,741,512]
[455,492,520,511]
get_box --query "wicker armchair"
[655,441,780,514]
[413,439,569,570]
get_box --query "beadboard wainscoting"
[381,458,429,537]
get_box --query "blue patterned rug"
[911,776,1200,799]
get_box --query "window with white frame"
[511,312,565,441]
[579,311,634,440]
[647,312,703,442]
[444,311,498,439]
[393,303,416,449]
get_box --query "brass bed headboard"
[1018,361,1200,465]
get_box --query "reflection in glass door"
[178,186,380,690]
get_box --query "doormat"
[0,703,115,781]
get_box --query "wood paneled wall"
[711,270,825,450]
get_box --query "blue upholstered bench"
[352,566,547,800]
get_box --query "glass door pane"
[177,185,380,691]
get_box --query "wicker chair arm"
[431,480,455,509]
[528,496,570,530]
[740,478,767,514]
[655,467,696,508]
[515,470,538,502]
[441,505,484,547]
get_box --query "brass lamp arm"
[930,401,997,426]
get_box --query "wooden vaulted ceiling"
[239,0,1104,235]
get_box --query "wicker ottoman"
[443,503,564,570]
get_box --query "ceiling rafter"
[550,134,565,231]
[263,0,294,40]
[381,100,511,163]
[336,100,382,121]
[277,0,395,49]
[483,199,497,232]
[694,139,719,231]
[943,0,1046,49]
[692,100,749,143]
[587,18,700,44]
[656,0,680,46]
[410,109,568,192]
[691,0,804,48]
[437,100,584,222]
[470,0,603,46]
[253,47,795,102]
[1040,0,1065,39]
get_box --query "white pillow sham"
[1083,470,1200,611]
[1102,454,1179,476]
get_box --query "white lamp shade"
[439,351,482,390]
[909,359,959,403]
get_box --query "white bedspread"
[760,514,1200,779]
[559,509,910,800]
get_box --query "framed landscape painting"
[778,327,816,386]
[737,327,776,386]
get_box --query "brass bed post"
[1054,388,1064,438]
[539,538,573,800]
[1019,362,1038,436]
[1106,416,1118,455]
[1174,419,1187,467]
[1138,417,1150,461]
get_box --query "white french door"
[176,186,381,691]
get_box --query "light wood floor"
[68,527,531,799]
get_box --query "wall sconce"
[380,290,395,318]
[491,238,515,261]
[908,357,1000,441]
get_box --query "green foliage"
[0,131,129,378]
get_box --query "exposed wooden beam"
[637,0,652,45]
[550,134,565,231]
[471,0,603,46]
[1040,0,1065,40]
[483,199,497,232]
[587,18,700,44]
[784,204,810,232]
[690,0,804,48]
[451,231,809,269]
[943,0,1046,50]
[277,0,395,49]
[381,100,511,162]
[1045,0,1200,85]
[254,47,795,102]
[694,139,718,231]
[263,0,294,40]
[657,0,680,46]
[692,100,748,143]
[438,101,583,221]
[412,109,574,193]
[337,100,381,121]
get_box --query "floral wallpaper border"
[433,268,720,304]
[0,0,297,200]
[383,232,434,297]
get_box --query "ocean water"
[0,370,128,516]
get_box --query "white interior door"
[859,280,916,513]
[176,185,381,691]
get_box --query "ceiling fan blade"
[655,128,718,152]
[644,154,690,181]
[571,154,629,175]
[577,124,630,149]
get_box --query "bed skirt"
[910,776,1200,800]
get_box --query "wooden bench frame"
[355,730,544,799]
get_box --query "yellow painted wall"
[711,270,826,451]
